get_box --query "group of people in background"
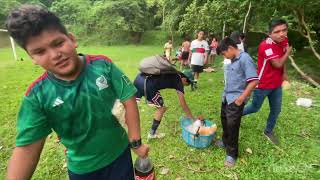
[160,19,291,167]
[4,3,292,179]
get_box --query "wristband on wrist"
[129,138,142,149]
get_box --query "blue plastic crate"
[180,116,216,148]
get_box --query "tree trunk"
[294,9,320,61]
[289,56,320,88]
[243,1,252,33]
[222,21,226,38]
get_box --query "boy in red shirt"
[243,19,292,145]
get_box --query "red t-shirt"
[256,37,288,89]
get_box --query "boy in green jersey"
[5,4,148,179]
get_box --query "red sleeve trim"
[86,54,113,63]
[25,72,49,96]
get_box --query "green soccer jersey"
[16,54,137,174]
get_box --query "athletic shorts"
[191,65,204,73]
[134,75,164,107]
[181,51,189,60]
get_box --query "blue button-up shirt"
[223,51,259,104]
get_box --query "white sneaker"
[147,132,165,139]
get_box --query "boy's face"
[25,30,80,80]
[269,24,288,43]
[221,46,237,59]
[197,31,204,40]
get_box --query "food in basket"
[198,124,217,135]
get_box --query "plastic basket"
[180,116,216,148]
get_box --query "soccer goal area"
[0,29,18,60]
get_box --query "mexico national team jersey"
[16,54,137,174]
[257,37,288,89]
[190,39,209,66]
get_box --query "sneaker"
[147,132,165,139]
[193,82,198,89]
[215,139,225,149]
[264,131,280,145]
[191,83,195,91]
[224,156,236,168]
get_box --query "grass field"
[0,45,319,179]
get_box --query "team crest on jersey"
[265,48,274,56]
[96,75,109,90]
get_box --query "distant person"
[240,32,248,52]
[164,39,173,60]
[179,37,191,69]
[216,37,259,167]
[243,19,292,145]
[209,37,219,67]
[5,4,149,179]
[230,31,245,52]
[134,66,195,139]
[188,30,209,89]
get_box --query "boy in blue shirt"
[216,38,259,167]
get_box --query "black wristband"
[129,138,142,149]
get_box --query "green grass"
[0,45,319,179]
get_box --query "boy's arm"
[270,46,292,68]
[177,93,194,120]
[235,80,259,106]
[187,51,192,66]
[122,96,149,158]
[6,137,46,180]
[204,52,208,64]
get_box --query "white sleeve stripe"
[265,55,279,60]
[247,77,259,82]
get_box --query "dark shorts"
[68,146,134,180]
[134,75,164,108]
[181,51,189,60]
[191,65,204,73]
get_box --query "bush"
[140,30,183,45]
[287,30,308,50]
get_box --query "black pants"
[221,100,245,159]
[68,146,134,180]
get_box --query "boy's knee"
[157,106,167,113]
[160,106,167,112]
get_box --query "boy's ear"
[68,33,78,48]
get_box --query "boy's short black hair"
[268,19,288,33]
[216,37,238,55]
[230,31,241,44]
[5,4,68,49]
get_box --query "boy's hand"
[286,46,292,54]
[235,96,245,106]
[132,144,149,158]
